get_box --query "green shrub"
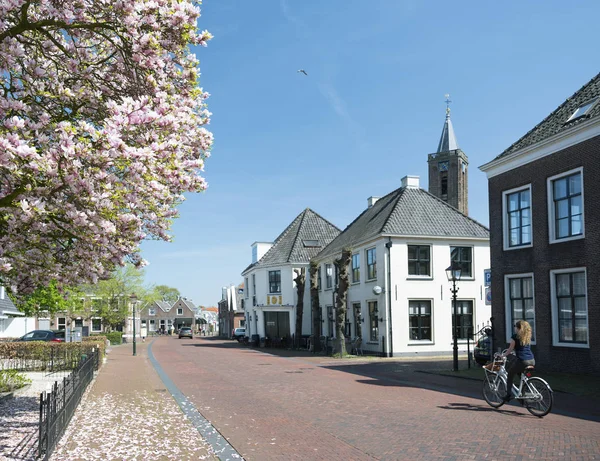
[85,335,107,343]
[0,369,32,393]
[103,331,123,345]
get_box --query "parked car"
[178,327,193,339]
[473,331,492,365]
[16,330,65,342]
[232,328,246,341]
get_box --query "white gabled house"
[313,176,491,357]
[241,208,341,344]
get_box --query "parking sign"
[484,269,491,287]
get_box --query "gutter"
[386,238,393,357]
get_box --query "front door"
[264,311,290,339]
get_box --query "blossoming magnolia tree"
[0,0,213,294]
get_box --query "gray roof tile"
[496,72,600,159]
[244,208,341,271]
[317,187,489,260]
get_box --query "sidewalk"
[50,342,218,461]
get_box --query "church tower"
[427,95,468,215]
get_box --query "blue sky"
[140,0,600,307]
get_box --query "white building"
[314,175,490,356]
[241,208,341,344]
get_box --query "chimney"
[401,175,420,189]
[367,196,380,208]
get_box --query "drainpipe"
[385,239,393,357]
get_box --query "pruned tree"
[293,267,306,349]
[309,260,321,353]
[333,248,352,356]
[0,1,213,295]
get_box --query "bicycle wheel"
[482,374,506,408]
[524,377,553,417]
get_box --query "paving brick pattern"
[153,337,600,461]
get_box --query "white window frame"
[325,264,333,289]
[407,244,432,278]
[504,273,536,345]
[91,318,102,332]
[351,253,360,284]
[149,308,156,316]
[502,184,533,251]
[550,267,589,348]
[57,317,67,330]
[177,308,183,316]
[245,277,249,299]
[149,319,156,331]
[366,247,377,281]
[450,246,474,279]
[408,299,434,343]
[547,167,584,244]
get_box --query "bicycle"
[482,350,553,417]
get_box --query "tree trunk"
[293,267,306,349]
[309,261,321,353]
[334,248,352,357]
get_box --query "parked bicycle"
[482,350,553,417]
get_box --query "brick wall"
[488,134,600,375]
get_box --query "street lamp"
[446,263,462,372]
[130,293,138,356]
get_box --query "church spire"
[436,94,459,153]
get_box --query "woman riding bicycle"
[501,320,535,402]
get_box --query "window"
[252,274,256,306]
[441,172,448,197]
[302,239,320,248]
[366,248,377,280]
[177,308,183,315]
[317,266,322,291]
[409,300,431,340]
[327,305,334,337]
[452,300,473,340]
[351,254,360,283]
[368,301,379,341]
[149,308,156,316]
[408,245,430,276]
[506,275,535,342]
[548,169,583,242]
[353,302,362,339]
[450,246,472,277]
[551,269,588,345]
[504,186,532,249]
[245,278,249,298]
[566,98,598,122]
[325,264,333,289]
[344,310,351,337]
[58,317,66,330]
[92,318,102,332]
[269,270,281,293]
[149,319,156,331]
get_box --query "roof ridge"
[415,188,490,232]
[255,209,306,266]
[500,71,600,157]
[287,209,308,262]
[379,188,406,233]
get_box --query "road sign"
[484,269,491,287]
[485,287,492,305]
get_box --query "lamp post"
[130,293,138,356]
[446,263,462,372]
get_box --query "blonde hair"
[516,320,532,346]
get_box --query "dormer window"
[566,98,598,122]
[302,239,320,248]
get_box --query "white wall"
[0,317,37,337]
[316,237,490,356]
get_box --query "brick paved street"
[152,336,600,461]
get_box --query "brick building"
[480,72,600,374]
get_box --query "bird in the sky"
[297,69,308,76]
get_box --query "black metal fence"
[37,348,98,460]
